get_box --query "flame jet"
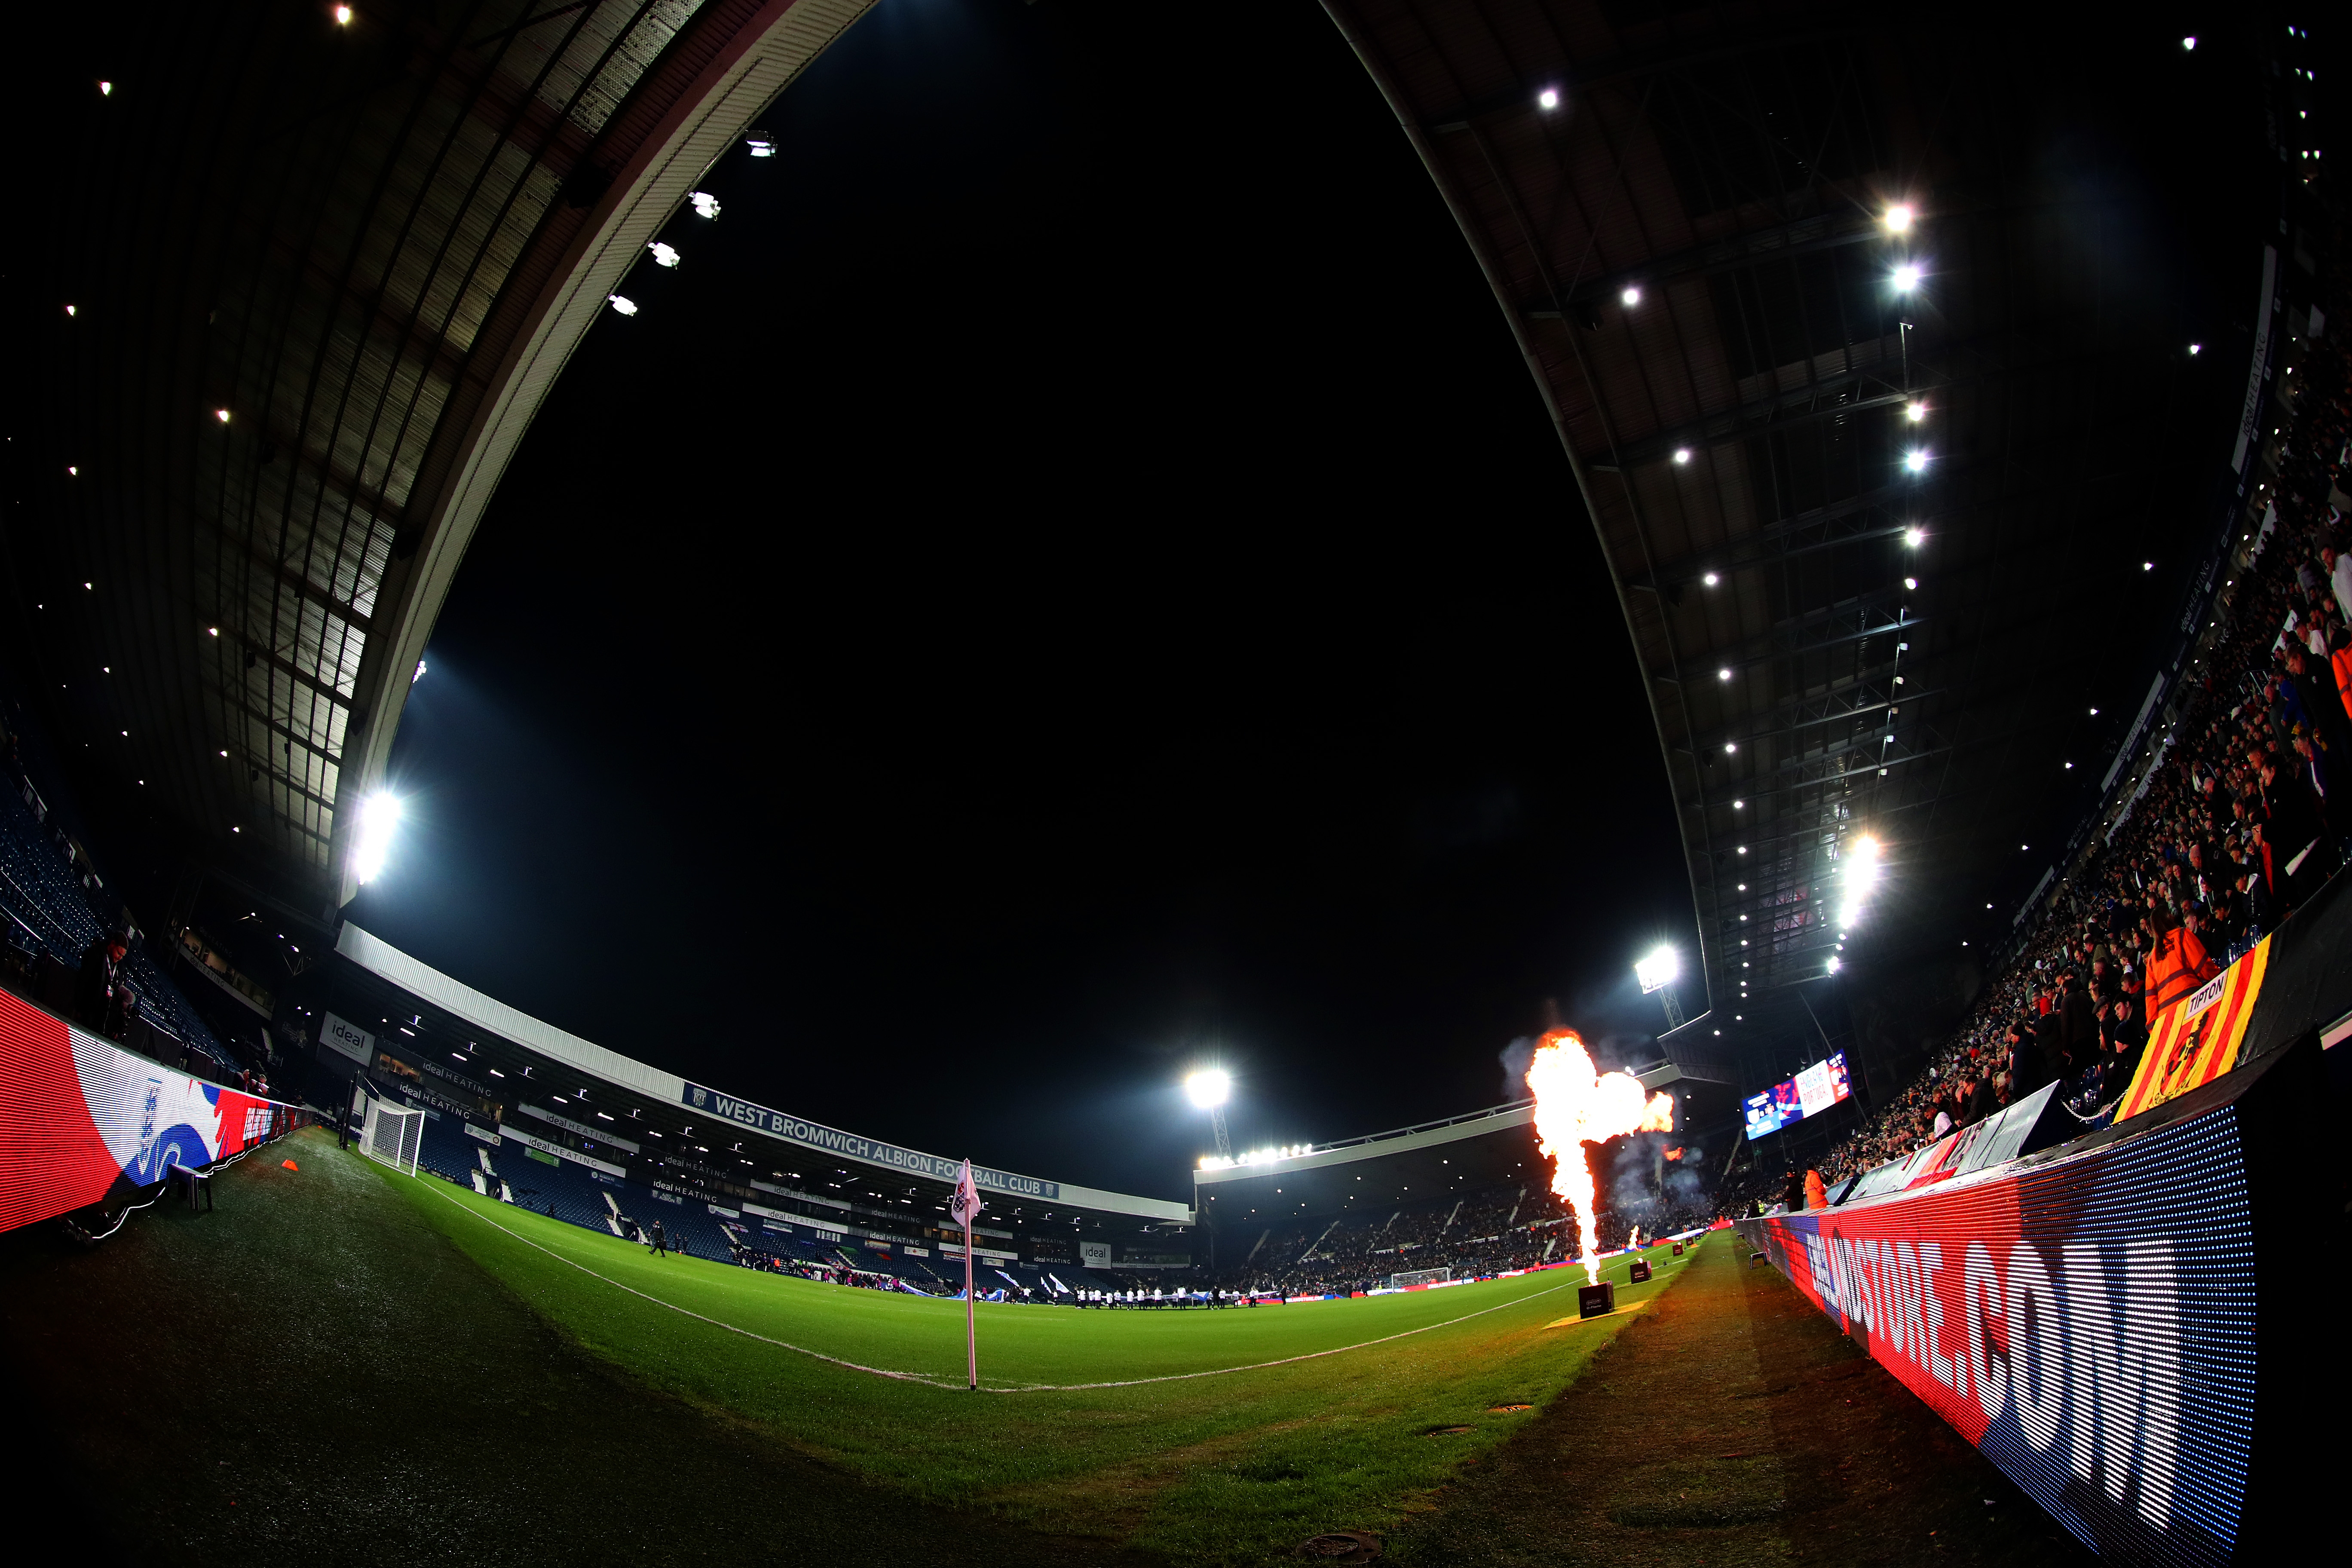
[1525,1029,1675,1283]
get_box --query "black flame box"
[1628,1259,1653,1283]
[1576,1280,1616,1318]
[1671,1240,1684,1257]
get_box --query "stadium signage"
[519,1102,641,1154]
[320,1011,374,1065]
[1740,1061,2300,1566]
[421,1057,493,1099]
[497,1124,627,1179]
[679,1081,1060,1200]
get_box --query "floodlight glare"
[353,793,402,885]
[1537,87,1560,111]
[1904,526,1926,547]
[1702,571,1719,586]
[1672,447,1691,463]
[335,5,352,22]
[1883,203,1914,233]
[1903,449,1929,473]
[1905,401,1927,423]
[1622,285,1642,306]
[1185,1069,1231,1109]
[1892,262,1923,291]
[1634,945,1679,994]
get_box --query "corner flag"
[953,1159,982,1389]
[952,1159,983,1228]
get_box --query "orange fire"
[1525,1028,1675,1284]
[1664,1146,1685,1162]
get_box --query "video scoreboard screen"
[1743,1052,1852,1139]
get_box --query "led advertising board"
[1743,1052,1852,1139]
[1735,1038,2323,1564]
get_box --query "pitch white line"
[417,1175,1669,1393]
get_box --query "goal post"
[1389,1267,1451,1290]
[361,1100,424,1177]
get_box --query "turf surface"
[390,1149,1700,1560]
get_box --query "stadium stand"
[1743,284,2352,1202]
[0,714,230,1075]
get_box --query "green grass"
[384,1151,1708,1562]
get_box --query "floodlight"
[1702,571,1719,585]
[2143,561,2153,571]
[1904,526,1925,547]
[353,793,402,885]
[1537,87,1560,111]
[649,242,682,268]
[1904,576,1918,590]
[1883,204,1914,233]
[690,192,721,219]
[747,135,775,157]
[1185,1069,1230,1109]
[335,5,352,22]
[1903,450,1929,473]
[1673,447,1691,464]
[2188,343,2202,355]
[1905,401,1927,423]
[1892,262,1922,291]
[1622,285,1642,306]
[215,408,230,423]
[2182,37,2195,50]
[1635,945,1679,994]
[99,81,112,96]
[1827,956,1841,973]
[607,294,637,315]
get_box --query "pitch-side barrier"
[0,983,304,1234]
[1737,876,2352,1565]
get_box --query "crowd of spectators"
[1782,304,2352,1195]
[1211,1172,1716,1298]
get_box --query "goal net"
[1389,1267,1451,1290]
[361,1100,424,1176]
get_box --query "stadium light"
[1903,449,1929,473]
[1892,262,1922,291]
[1904,526,1925,547]
[747,134,775,157]
[335,5,352,23]
[689,192,721,219]
[352,793,402,885]
[607,294,637,315]
[1634,944,1678,994]
[649,242,682,268]
[1186,1068,1233,1163]
[1537,87,1560,111]
[1622,285,1642,306]
[1673,447,1691,464]
[1883,203,1914,233]
[1905,401,1927,423]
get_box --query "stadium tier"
[301,924,1194,1295]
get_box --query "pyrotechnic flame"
[1525,1028,1676,1284]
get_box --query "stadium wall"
[1737,1032,2329,1565]
[0,986,297,1232]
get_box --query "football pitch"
[389,1146,1703,1560]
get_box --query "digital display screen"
[1744,1052,1853,1139]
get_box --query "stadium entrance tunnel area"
[0,1130,2070,1565]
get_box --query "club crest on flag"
[951,1158,983,1227]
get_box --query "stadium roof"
[18,0,873,916]
[332,922,1192,1223]
[1323,1,2296,1076]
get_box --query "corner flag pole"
[953,1158,981,1390]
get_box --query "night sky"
[342,0,1694,1201]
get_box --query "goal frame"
[1388,1266,1452,1290]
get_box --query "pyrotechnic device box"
[1628,1259,1653,1283]
[1576,1281,1615,1318]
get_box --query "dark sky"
[342,0,1694,1201]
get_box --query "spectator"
[74,922,135,1041]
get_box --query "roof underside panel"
[1323,0,2254,1059]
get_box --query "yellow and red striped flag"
[2116,935,2271,1121]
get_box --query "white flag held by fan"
[952,1158,983,1389]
